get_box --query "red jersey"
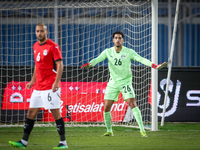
[33,38,62,90]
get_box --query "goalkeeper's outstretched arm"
[81,50,107,69]
[131,50,168,70]
[138,56,168,70]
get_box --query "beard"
[37,36,46,42]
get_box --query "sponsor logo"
[68,102,126,113]
[111,102,126,111]
[12,85,16,90]
[75,86,79,91]
[96,89,100,93]
[69,86,73,91]
[69,102,104,113]
[57,124,62,131]
[10,92,23,102]
[24,123,29,129]
[186,90,200,106]
[27,98,30,102]
[157,79,181,117]
[3,81,126,122]
[18,85,22,91]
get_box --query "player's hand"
[26,81,34,89]
[81,63,92,69]
[52,82,59,92]
[152,62,168,70]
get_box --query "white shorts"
[29,88,61,110]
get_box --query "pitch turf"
[1,122,200,150]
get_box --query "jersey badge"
[121,55,126,59]
[43,49,48,56]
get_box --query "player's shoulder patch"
[50,43,60,52]
[55,46,59,50]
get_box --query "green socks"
[103,108,144,133]
[103,111,112,132]
[132,107,145,132]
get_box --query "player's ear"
[45,29,48,34]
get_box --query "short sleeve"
[51,45,63,62]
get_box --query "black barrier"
[158,67,200,122]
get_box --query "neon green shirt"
[90,46,152,83]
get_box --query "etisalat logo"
[68,102,126,113]
[157,78,181,117]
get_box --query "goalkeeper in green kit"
[81,31,167,137]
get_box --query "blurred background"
[0,0,200,124]
[0,0,200,67]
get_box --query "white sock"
[21,139,28,146]
[59,140,67,146]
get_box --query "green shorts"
[104,82,135,102]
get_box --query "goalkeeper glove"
[152,62,168,70]
[81,63,92,69]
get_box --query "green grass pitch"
[0,123,200,150]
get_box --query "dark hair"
[112,31,124,38]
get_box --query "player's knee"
[27,109,37,120]
[51,109,61,120]
[128,101,137,109]
[127,98,137,109]
[104,106,111,112]
[129,104,137,109]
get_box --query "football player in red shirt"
[9,23,68,149]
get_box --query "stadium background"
[1,1,200,66]
[0,0,200,123]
